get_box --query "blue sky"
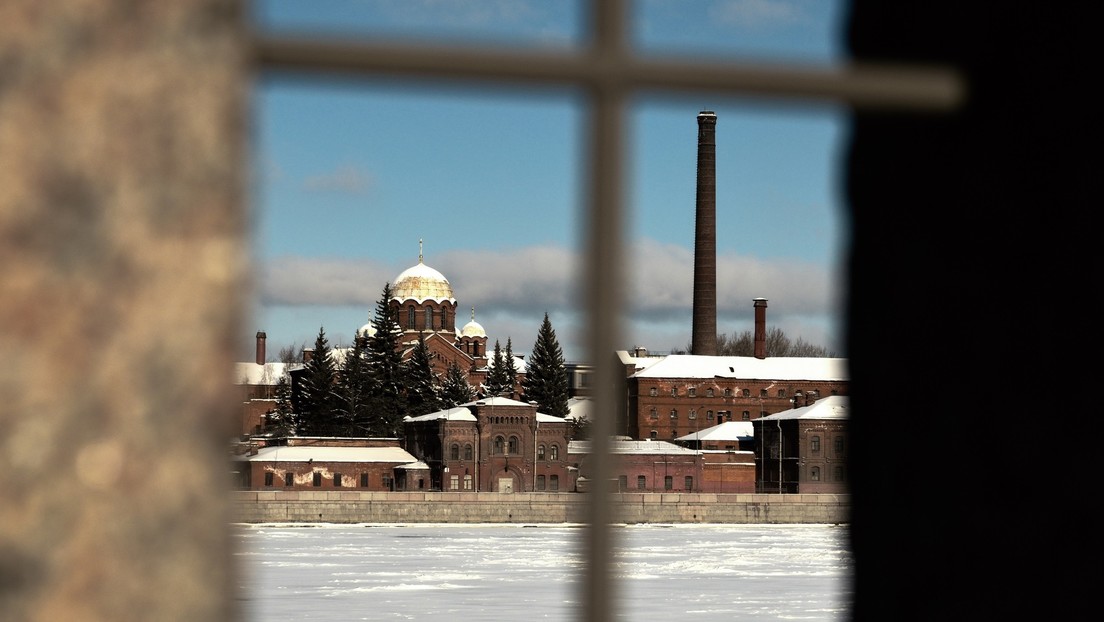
[245,0,850,362]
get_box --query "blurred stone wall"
[0,1,248,620]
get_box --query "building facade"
[402,396,571,493]
[753,395,848,494]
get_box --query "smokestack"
[753,299,767,359]
[255,331,266,365]
[692,110,718,356]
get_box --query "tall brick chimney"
[753,299,767,359]
[692,110,718,356]
[255,331,266,365]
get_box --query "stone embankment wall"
[232,491,849,524]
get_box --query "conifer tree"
[523,312,570,418]
[298,326,340,435]
[441,360,474,407]
[503,337,517,398]
[484,339,510,397]
[265,372,297,436]
[404,334,442,417]
[366,283,406,436]
[336,329,373,436]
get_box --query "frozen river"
[234,522,853,621]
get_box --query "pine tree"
[336,329,374,436]
[503,337,517,398]
[366,283,406,436]
[404,334,442,417]
[523,312,570,418]
[484,339,510,397]
[265,372,297,436]
[298,326,340,435]
[441,360,474,407]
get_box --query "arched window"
[425,307,433,329]
[549,444,559,460]
[407,306,415,328]
[537,444,546,460]
[464,444,473,460]
[810,466,821,481]
[508,436,519,455]
[450,444,459,460]
[493,436,504,455]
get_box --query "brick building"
[570,439,704,493]
[402,396,571,493]
[754,395,848,494]
[235,437,419,491]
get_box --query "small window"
[706,388,714,397]
[669,409,677,419]
[618,475,627,491]
[649,430,657,439]
[834,466,844,482]
[537,475,546,490]
[649,407,658,419]
[284,472,293,486]
[264,472,274,487]
[649,387,657,397]
[333,473,342,487]
[464,474,473,490]
[811,436,821,452]
[425,307,433,329]
[707,410,714,420]
[550,444,559,460]
[684,476,693,491]
[538,444,546,460]
[835,437,845,453]
[312,472,322,487]
[742,410,750,420]
[464,444,473,460]
[407,306,415,328]
[360,473,369,487]
[778,389,786,398]
[810,466,821,481]
[450,474,459,490]
[670,429,677,438]
[450,444,460,460]
[688,387,696,397]
[724,388,731,397]
[493,436,504,455]
[637,475,646,490]
[760,389,768,398]
[549,475,559,491]
[688,409,696,420]
[742,389,750,397]
[664,475,673,490]
[508,436,519,455]
[382,475,393,491]
[671,387,677,397]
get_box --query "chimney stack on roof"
[255,331,266,365]
[692,110,718,356]
[753,299,767,359]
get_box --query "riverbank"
[232,491,849,524]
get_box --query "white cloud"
[708,0,802,29]
[302,165,373,195]
[255,239,843,360]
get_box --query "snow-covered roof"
[569,439,700,455]
[391,260,455,303]
[675,420,754,442]
[234,362,298,386]
[244,446,418,463]
[396,461,429,470]
[759,395,849,421]
[566,396,593,421]
[631,354,848,381]
[405,395,567,423]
